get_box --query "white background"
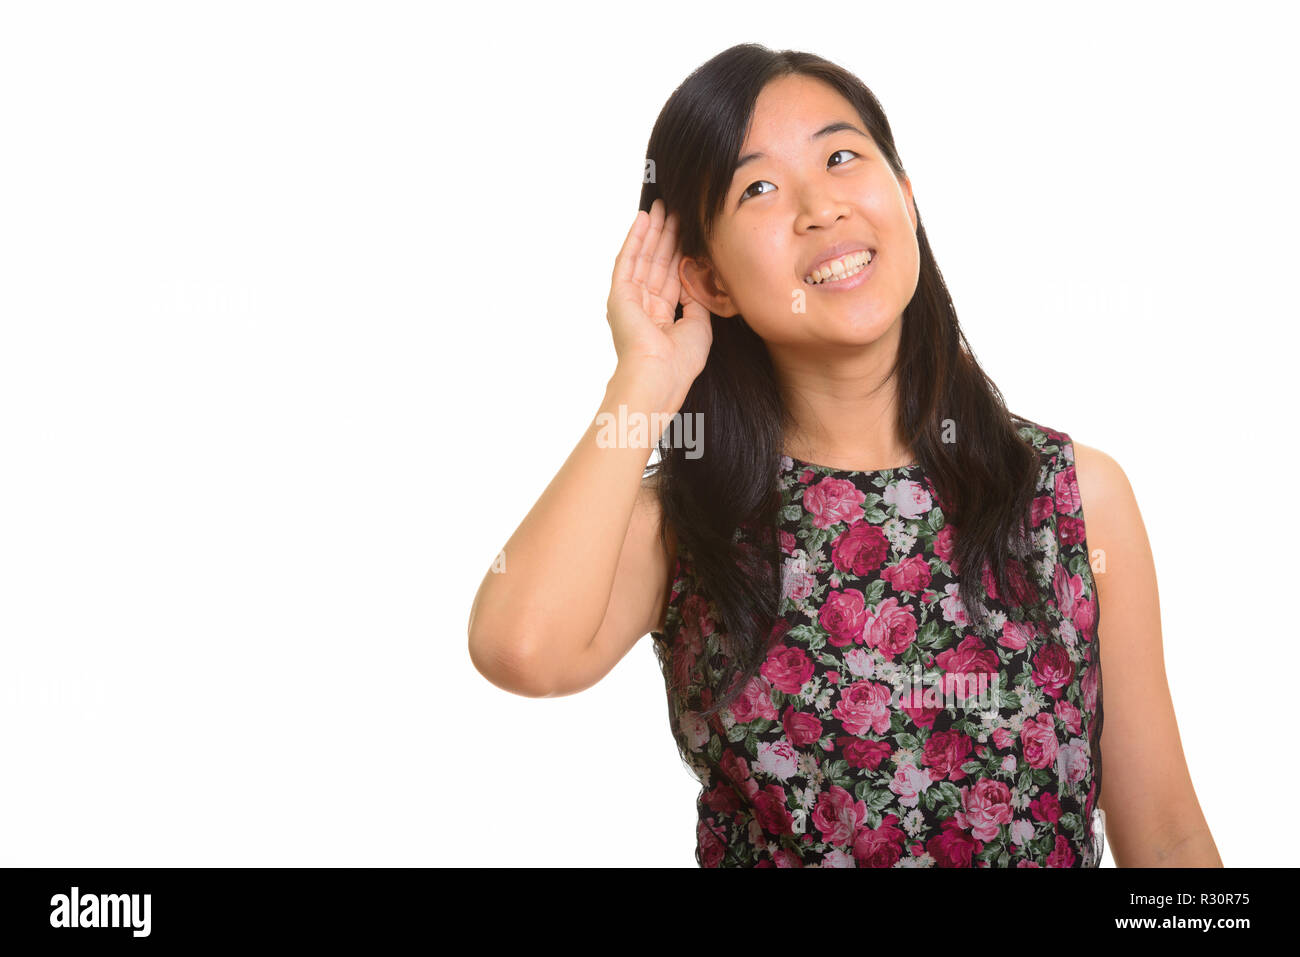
[2,1,1295,866]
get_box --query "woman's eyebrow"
[734,121,868,171]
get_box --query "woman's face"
[680,74,920,350]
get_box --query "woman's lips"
[804,251,877,291]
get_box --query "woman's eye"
[743,149,863,204]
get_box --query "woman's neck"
[774,354,911,470]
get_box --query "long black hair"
[642,44,1054,727]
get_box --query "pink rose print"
[956,778,1013,842]
[702,783,742,816]
[833,680,894,736]
[1072,590,1097,635]
[752,785,795,836]
[782,553,816,602]
[1054,698,1082,735]
[889,761,936,808]
[818,588,868,647]
[1056,737,1091,786]
[863,597,919,660]
[719,750,756,797]
[840,737,892,771]
[680,711,710,751]
[1020,713,1060,770]
[1031,643,1075,700]
[1058,515,1087,547]
[935,635,999,696]
[998,619,1037,651]
[883,478,932,519]
[698,818,727,867]
[761,645,815,694]
[1010,818,1035,847]
[922,729,975,782]
[882,554,932,594]
[897,682,943,729]
[803,477,867,529]
[812,785,867,845]
[1046,834,1077,868]
[1053,562,1086,619]
[933,524,957,564]
[927,819,984,867]
[831,521,890,576]
[840,646,876,679]
[728,674,779,724]
[1054,466,1081,516]
[781,705,824,747]
[818,849,855,868]
[939,582,971,626]
[1029,792,1062,824]
[1082,662,1100,713]
[853,813,906,868]
[1031,493,1055,528]
[756,740,799,780]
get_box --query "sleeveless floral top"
[649,422,1105,867]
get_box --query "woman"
[467,43,1220,868]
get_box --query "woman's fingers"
[611,199,700,329]
[644,208,680,303]
[631,198,665,288]
[612,206,650,287]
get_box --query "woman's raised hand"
[606,198,713,406]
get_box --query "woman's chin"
[806,310,901,343]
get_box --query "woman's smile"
[802,248,878,291]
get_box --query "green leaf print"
[937,781,962,806]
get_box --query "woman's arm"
[466,370,676,697]
[1073,442,1223,867]
[467,201,711,698]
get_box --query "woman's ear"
[680,256,739,318]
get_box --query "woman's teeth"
[804,249,873,285]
